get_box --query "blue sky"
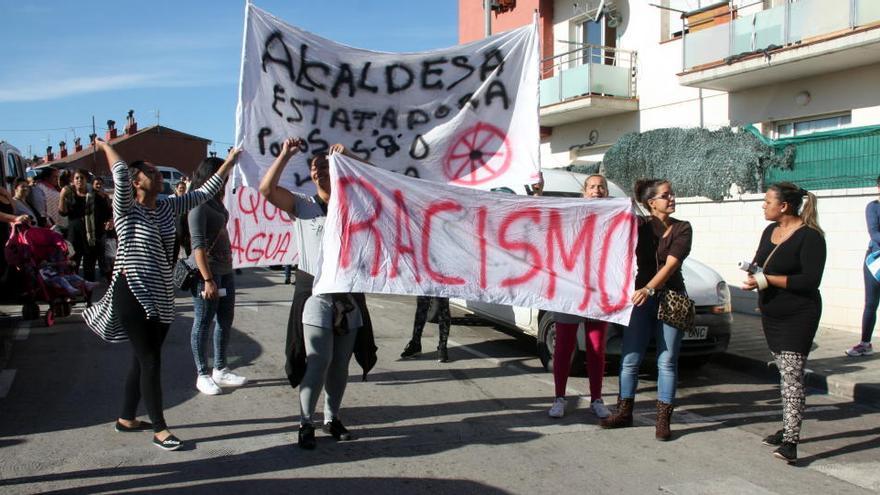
[0,0,459,159]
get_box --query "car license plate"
[683,326,708,341]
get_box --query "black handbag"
[173,258,198,291]
[172,232,221,291]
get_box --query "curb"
[715,350,880,409]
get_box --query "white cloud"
[0,73,163,102]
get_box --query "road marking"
[673,405,839,424]
[812,461,880,491]
[660,477,779,495]
[14,321,31,341]
[449,338,606,399]
[0,369,17,398]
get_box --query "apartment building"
[460,0,880,332]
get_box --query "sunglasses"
[652,193,675,201]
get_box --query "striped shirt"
[84,160,223,342]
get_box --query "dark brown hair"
[633,178,669,209]
[768,181,823,235]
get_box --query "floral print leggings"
[773,351,807,444]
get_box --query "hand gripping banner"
[313,155,638,325]
[233,4,540,194]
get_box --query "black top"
[93,193,112,235]
[752,223,826,353]
[635,216,693,293]
[65,193,87,221]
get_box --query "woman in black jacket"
[742,182,826,465]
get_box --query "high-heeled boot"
[655,400,674,441]
[600,397,634,429]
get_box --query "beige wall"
[675,189,876,333]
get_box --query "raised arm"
[259,137,302,216]
[94,139,133,216]
[167,148,241,215]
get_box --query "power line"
[0,125,95,132]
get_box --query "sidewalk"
[717,312,880,407]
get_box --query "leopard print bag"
[657,289,695,331]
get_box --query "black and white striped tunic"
[84,160,223,342]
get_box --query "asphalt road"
[0,268,878,494]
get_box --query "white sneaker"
[212,368,248,387]
[591,399,611,419]
[196,374,222,395]
[845,342,874,357]
[548,397,566,418]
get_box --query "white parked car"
[454,168,732,370]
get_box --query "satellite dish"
[606,13,621,28]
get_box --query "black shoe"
[152,434,182,451]
[322,419,353,441]
[762,429,784,446]
[773,442,797,464]
[115,419,153,432]
[400,341,421,359]
[437,346,449,363]
[298,423,316,450]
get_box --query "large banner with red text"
[313,155,638,324]
[234,3,540,194]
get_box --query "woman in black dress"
[742,182,825,465]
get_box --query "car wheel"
[21,302,40,321]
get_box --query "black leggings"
[114,274,170,432]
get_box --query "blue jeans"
[190,273,236,376]
[619,296,684,404]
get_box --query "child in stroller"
[5,223,95,325]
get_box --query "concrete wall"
[675,188,877,333]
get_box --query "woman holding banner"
[84,139,239,451]
[602,179,692,441]
[547,174,611,420]
[259,137,376,451]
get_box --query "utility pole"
[484,0,492,37]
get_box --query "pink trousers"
[553,321,608,402]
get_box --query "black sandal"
[153,434,183,451]
[115,419,153,432]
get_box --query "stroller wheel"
[45,309,55,327]
[22,302,40,321]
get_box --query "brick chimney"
[45,145,54,162]
[124,109,138,135]
[74,137,82,152]
[59,141,68,158]
[106,120,118,140]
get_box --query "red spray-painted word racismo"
[333,177,636,315]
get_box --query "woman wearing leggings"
[548,174,611,419]
[84,139,237,451]
[742,182,825,465]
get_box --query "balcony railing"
[683,0,880,71]
[540,44,637,107]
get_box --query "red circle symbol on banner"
[443,122,513,186]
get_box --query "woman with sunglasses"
[602,179,692,441]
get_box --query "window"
[775,113,852,138]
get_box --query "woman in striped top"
[84,139,239,451]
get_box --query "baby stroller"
[5,223,95,326]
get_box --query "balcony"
[539,44,638,127]
[679,0,880,91]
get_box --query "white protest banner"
[313,155,638,325]
[234,3,540,194]
[225,184,298,268]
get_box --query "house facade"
[460,0,880,332]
